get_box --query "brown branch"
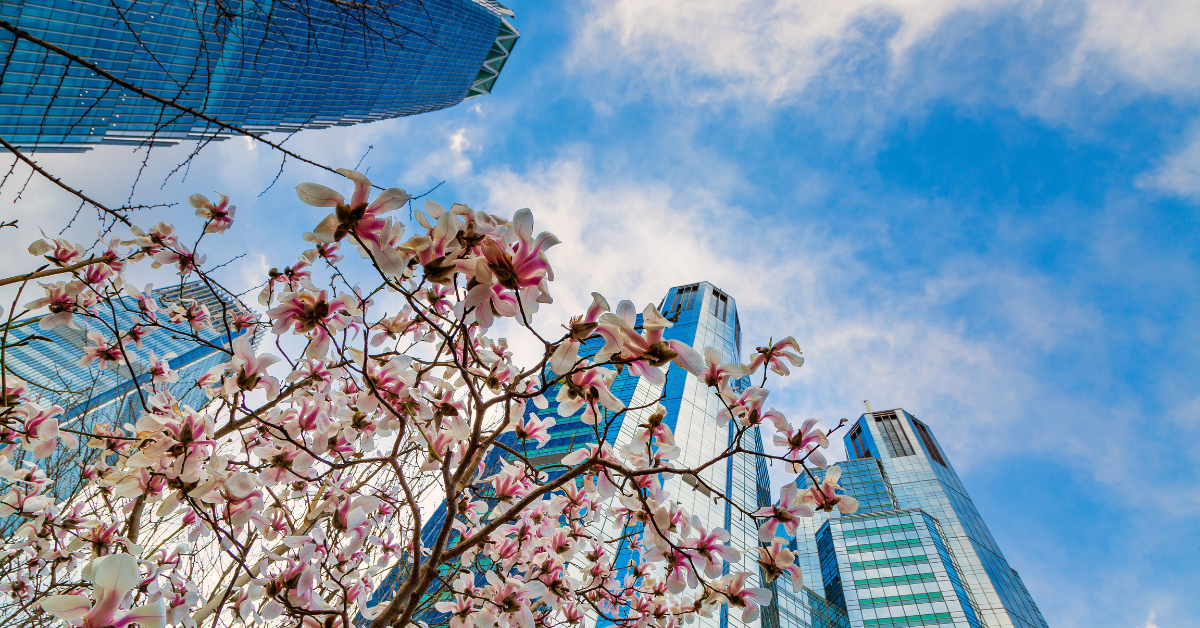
[0,256,113,288]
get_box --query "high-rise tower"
[1,0,518,152]
[835,409,1049,628]
[1,281,257,512]
[769,410,1048,628]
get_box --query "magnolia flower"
[773,417,829,470]
[126,283,159,321]
[476,572,546,628]
[460,282,519,329]
[146,351,177,383]
[556,365,624,424]
[509,413,555,448]
[151,243,205,276]
[189,192,236,234]
[686,526,741,578]
[28,237,84,265]
[129,222,178,258]
[165,300,211,332]
[715,386,768,427]
[79,331,125,369]
[550,292,609,374]
[713,572,771,623]
[297,168,409,247]
[595,301,703,386]
[803,465,859,514]
[698,346,746,388]
[216,335,280,399]
[18,400,74,459]
[25,281,79,329]
[756,538,804,592]
[478,207,558,295]
[40,553,166,628]
[748,336,804,376]
[753,483,815,541]
[266,289,358,358]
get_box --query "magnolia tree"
[0,169,857,628]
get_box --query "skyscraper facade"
[836,410,1048,628]
[2,281,256,507]
[774,410,1048,628]
[1,0,517,152]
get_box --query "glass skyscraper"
[2,281,256,509]
[834,410,1048,628]
[1,0,518,152]
[776,409,1049,628]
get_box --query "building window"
[848,425,872,458]
[711,288,729,321]
[911,417,947,467]
[874,411,914,457]
[668,284,699,315]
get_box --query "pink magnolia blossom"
[550,292,609,375]
[773,416,830,470]
[79,261,114,286]
[165,300,211,332]
[151,243,205,276]
[18,400,74,459]
[79,331,125,369]
[25,281,79,329]
[753,483,816,542]
[189,192,236,234]
[40,553,166,628]
[216,335,280,399]
[803,465,859,514]
[478,207,558,295]
[555,365,624,424]
[129,222,178,259]
[126,283,159,321]
[686,526,741,578]
[476,572,546,628]
[266,289,358,358]
[756,538,804,592]
[27,237,84,265]
[297,168,409,248]
[748,336,804,376]
[460,281,519,329]
[698,346,747,388]
[595,301,703,386]
[145,351,177,383]
[123,324,152,349]
[713,572,771,623]
[509,412,555,448]
[715,386,768,427]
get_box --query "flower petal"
[295,183,344,207]
[40,595,90,620]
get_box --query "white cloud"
[477,159,1053,466]
[1139,610,1159,628]
[1139,126,1200,198]
[1067,0,1200,93]
[571,0,1200,105]
[468,156,1200,514]
[403,126,477,186]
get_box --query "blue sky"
[3,1,1199,626]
